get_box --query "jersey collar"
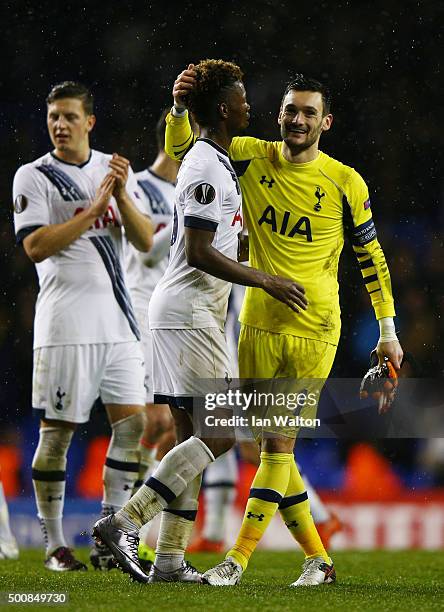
[196,138,229,158]
[50,150,93,168]
[278,145,323,170]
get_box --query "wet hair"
[183,59,243,127]
[46,81,94,115]
[282,75,331,115]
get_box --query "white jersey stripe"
[94,236,139,329]
[36,164,84,201]
[44,164,86,200]
[91,236,140,338]
[89,236,140,340]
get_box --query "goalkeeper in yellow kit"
[165,65,403,586]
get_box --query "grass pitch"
[1,550,443,611]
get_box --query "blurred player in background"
[188,447,238,553]
[93,59,307,584]
[0,471,19,560]
[124,109,179,565]
[167,68,403,586]
[12,82,153,571]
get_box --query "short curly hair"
[183,59,244,127]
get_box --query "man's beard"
[281,123,322,154]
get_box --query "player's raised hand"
[108,153,129,200]
[90,173,115,217]
[173,63,196,109]
[262,274,308,313]
[376,339,404,372]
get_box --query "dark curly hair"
[46,81,94,115]
[183,59,244,127]
[282,74,331,116]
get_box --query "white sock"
[103,414,144,508]
[154,515,194,572]
[155,551,184,573]
[101,503,120,517]
[116,437,213,529]
[154,475,201,572]
[202,449,237,542]
[32,427,73,554]
[203,486,236,542]
[138,443,159,482]
[0,482,14,540]
[39,517,66,555]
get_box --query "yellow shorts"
[238,325,337,439]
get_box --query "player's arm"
[164,63,198,162]
[184,161,306,310]
[20,174,116,263]
[165,109,197,162]
[185,226,306,312]
[345,170,403,369]
[108,154,154,252]
[137,220,172,267]
[166,65,270,164]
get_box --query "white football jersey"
[149,138,243,330]
[13,150,145,349]
[124,168,175,314]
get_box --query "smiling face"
[278,90,332,155]
[47,97,95,155]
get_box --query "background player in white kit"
[0,471,19,560]
[94,59,308,584]
[12,82,153,571]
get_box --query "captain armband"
[351,218,377,246]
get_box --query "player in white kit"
[0,471,19,560]
[93,59,308,583]
[12,82,153,571]
[124,110,178,476]
[124,110,179,565]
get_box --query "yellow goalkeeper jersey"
[165,112,395,346]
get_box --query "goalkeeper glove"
[359,350,398,415]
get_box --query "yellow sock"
[279,458,330,563]
[226,452,292,570]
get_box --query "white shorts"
[32,342,146,423]
[141,329,154,403]
[135,308,154,404]
[151,328,234,409]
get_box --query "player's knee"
[262,436,295,454]
[153,410,174,436]
[204,437,234,458]
[142,409,173,441]
[111,412,145,450]
[32,426,74,472]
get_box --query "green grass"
[1,550,443,611]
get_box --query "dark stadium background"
[0,1,443,511]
